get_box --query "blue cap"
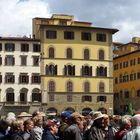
[61,111,71,118]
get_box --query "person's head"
[10,119,24,133]
[84,115,92,125]
[103,114,110,127]
[60,111,71,123]
[92,112,104,128]
[32,111,43,120]
[33,116,43,128]
[24,119,34,132]
[70,112,84,125]
[43,120,58,134]
[131,114,140,127]
[0,119,9,132]
[120,115,132,129]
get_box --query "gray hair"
[132,114,140,126]
[119,115,132,128]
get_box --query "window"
[138,58,140,64]
[49,94,55,101]
[0,43,2,51]
[19,73,29,84]
[119,74,123,83]
[124,91,129,98]
[31,73,40,84]
[130,73,136,81]
[20,88,28,103]
[49,47,55,58]
[82,96,92,102]
[115,77,118,84]
[20,93,27,103]
[96,66,107,76]
[67,81,73,92]
[59,20,67,25]
[64,31,74,40]
[5,43,15,51]
[6,93,14,103]
[66,48,72,59]
[46,64,57,75]
[64,65,75,76]
[84,81,90,92]
[33,44,41,52]
[0,57,2,65]
[114,64,118,70]
[84,49,89,60]
[32,93,41,102]
[81,32,91,41]
[20,56,27,66]
[130,59,135,66]
[120,90,123,99]
[81,66,92,76]
[120,63,122,69]
[5,55,15,66]
[33,56,39,66]
[99,82,104,92]
[99,50,104,60]
[32,89,41,102]
[97,96,107,102]
[21,43,29,52]
[48,81,55,92]
[67,95,72,102]
[5,73,15,83]
[137,90,140,97]
[46,30,57,39]
[0,75,2,83]
[96,33,106,42]
[137,72,140,79]
[6,88,14,103]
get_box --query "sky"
[0,0,140,43]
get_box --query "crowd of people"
[0,110,140,140]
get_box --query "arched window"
[47,107,57,114]
[66,48,72,59]
[6,88,14,103]
[65,107,75,114]
[46,64,57,75]
[48,81,55,92]
[81,65,92,76]
[98,107,107,114]
[32,88,41,102]
[84,81,90,92]
[20,88,28,103]
[67,81,73,92]
[64,65,75,76]
[82,108,92,116]
[96,66,107,76]
[99,50,104,60]
[99,82,104,92]
[49,47,54,58]
[84,49,89,59]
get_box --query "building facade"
[33,14,118,115]
[113,37,140,114]
[0,37,41,116]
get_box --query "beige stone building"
[33,14,118,115]
[0,37,41,117]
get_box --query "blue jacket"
[42,130,58,140]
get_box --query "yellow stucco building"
[113,37,140,114]
[33,14,118,115]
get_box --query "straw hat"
[18,112,32,117]
[93,111,104,121]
